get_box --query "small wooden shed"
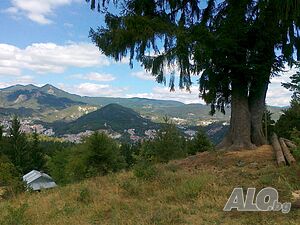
[23,170,57,191]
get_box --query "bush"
[120,143,141,168]
[0,155,24,198]
[139,121,187,163]
[187,129,214,155]
[133,160,158,181]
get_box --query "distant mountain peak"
[1,84,39,91]
[42,84,54,89]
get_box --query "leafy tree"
[187,129,213,155]
[275,100,300,139]
[86,0,300,150]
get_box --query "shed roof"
[23,170,54,184]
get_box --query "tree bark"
[249,78,269,146]
[217,81,256,150]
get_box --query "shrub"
[0,155,24,198]
[187,129,214,155]
[120,143,141,168]
[139,121,187,163]
[133,160,158,181]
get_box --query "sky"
[0,0,296,106]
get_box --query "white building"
[23,170,57,191]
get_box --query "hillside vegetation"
[1,146,300,225]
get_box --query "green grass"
[0,146,300,225]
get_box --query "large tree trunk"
[249,78,269,146]
[217,81,256,150]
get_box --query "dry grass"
[1,145,300,225]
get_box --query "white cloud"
[126,86,205,104]
[58,82,128,97]
[0,76,36,88]
[15,75,35,83]
[266,88,291,107]
[63,22,74,28]
[267,67,295,106]
[131,71,155,81]
[0,42,110,75]
[72,72,116,82]
[6,0,80,25]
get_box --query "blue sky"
[0,0,295,106]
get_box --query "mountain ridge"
[0,84,286,123]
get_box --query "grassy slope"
[1,146,300,225]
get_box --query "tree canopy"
[86,0,300,150]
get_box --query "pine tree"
[187,130,213,155]
[86,132,125,174]
[86,0,300,150]
[8,116,29,173]
[29,130,45,170]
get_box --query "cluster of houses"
[0,119,55,137]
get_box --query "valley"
[0,84,285,143]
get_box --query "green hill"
[52,103,159,135]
